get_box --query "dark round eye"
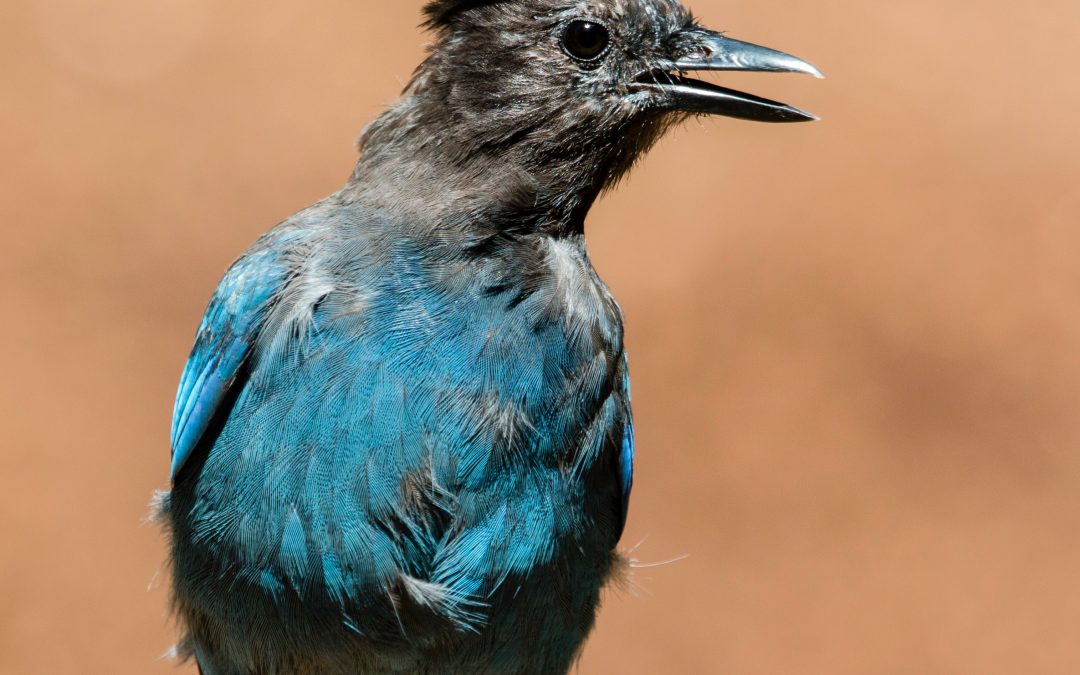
[561,20,610,63]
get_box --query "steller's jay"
[160,0,819,673]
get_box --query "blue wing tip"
[170,436,192,482]
[169,453,183,482]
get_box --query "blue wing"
[169,244,286,480]
[618,369,634,534]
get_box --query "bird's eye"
[561,20,610,63]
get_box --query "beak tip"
[789,60,824,80]
[778,103,819,123]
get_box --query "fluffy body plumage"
[165,195,631,674]
[162,0,818,672]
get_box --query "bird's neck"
[340,94,611,237]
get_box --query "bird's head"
[355,0,820,228]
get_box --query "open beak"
[633,29,822,123]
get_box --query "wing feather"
[170,246,286,480]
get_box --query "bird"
[159,1,819,673]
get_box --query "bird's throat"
[344,97,622,236]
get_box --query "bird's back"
[164,198,632,674]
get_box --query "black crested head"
[352,0,820,232]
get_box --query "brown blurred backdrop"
[2,0,1080,673]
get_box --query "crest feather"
[422,0,509,28]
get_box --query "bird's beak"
[633,29,822,123]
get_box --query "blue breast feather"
[168,209,633,632]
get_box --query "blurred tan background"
[2,0,1080,673]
